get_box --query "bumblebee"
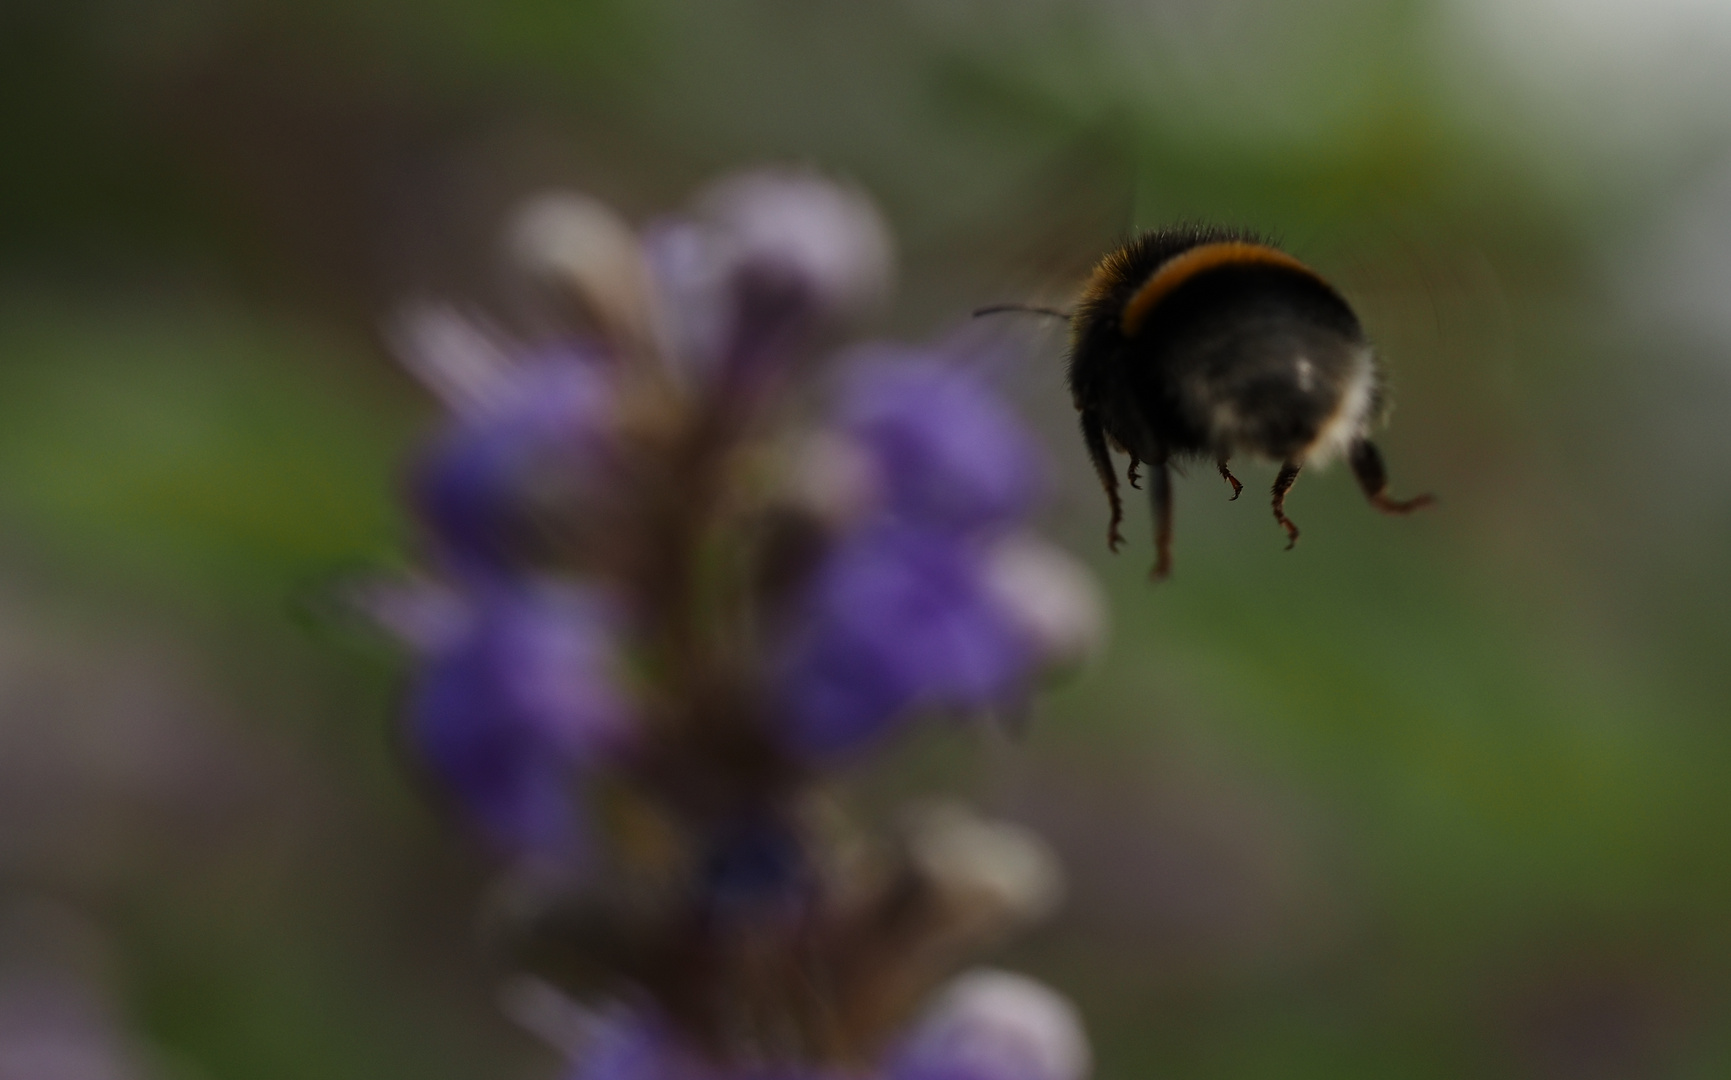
[983,225,1431,579]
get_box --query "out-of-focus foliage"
[5,1,1731,1078]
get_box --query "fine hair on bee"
[978,224,1432,580]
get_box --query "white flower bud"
[982,536,1107,672]
[905,801,1065,930]
[896,969,1092,1080]
[784,430,884,529]
[508,192,662,356]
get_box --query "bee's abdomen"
[1127,262,1373,461]
[1179,317,1368,458]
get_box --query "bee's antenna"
[973,303,1073,321]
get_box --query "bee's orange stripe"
[1120,242,1323,337]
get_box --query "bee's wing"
[1293,204,1509,410]
[897,123,1138,326]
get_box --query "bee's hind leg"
[1271,461,1302,550]
[1216,457,1243,501]
[1349,439,1434,514]
[1149,459,1174,581]
[1080,410,1126,552]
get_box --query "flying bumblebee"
[981,225,1432,580]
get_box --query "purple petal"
[838,356,1043,533]
[412,355,615,578]
[775,525,1032,757]
[408,583,633,857]
[570,1009,687,1080]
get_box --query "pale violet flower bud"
[697,169,894,325]
[640,218,732,380]
[0,904,149,1080]
[981,536,1106,673]
[0,973,147,1080]
[565,1006,674,1080]
[497,975,601,1060]
[642,170,893,390]
[347,577,469,653]
[892,970,1091,1080]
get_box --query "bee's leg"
[1271,460,1302,550]
[1127,452,1142,490]
[1349,439,1434,514]
[1080,410,1125,552]
[1149,458,1174,581]
[1216,457,1243,501]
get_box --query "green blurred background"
[5,0,1731,1077]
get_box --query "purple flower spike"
[775,525,1031,757]
[839,357,1043,534]
[891,970,1091,1080]
[409,583,633,857]
[384,175,1094,1068]
[413,355,615,578]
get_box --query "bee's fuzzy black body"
[1064,225,1431,579]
